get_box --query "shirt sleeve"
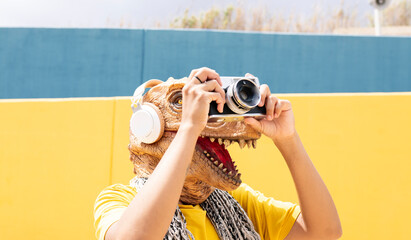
[93,184,137,240]
[229,183,301,240]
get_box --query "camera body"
[208,76,266,122]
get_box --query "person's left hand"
[243,74,296,142]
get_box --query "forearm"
[274,133,342,239]
[113,126,199,240]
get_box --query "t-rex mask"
[129,78,262,205]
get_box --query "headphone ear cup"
[130,103,164,144]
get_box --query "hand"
[181,67,225,134]
[244,74,296,142]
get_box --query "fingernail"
[267,115,273,120]
[274,113,278,118]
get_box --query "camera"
[208,76,266,122]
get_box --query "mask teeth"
[200,136,258,182]
[229,177,241,186]
[238,139,246,149]
[219,138,235,148]
[201,145,238,179]
[252,140,257,149]
[205,136,257,149]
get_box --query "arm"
[106,68,225,240]
[244,83,342,240]
[276,133,342,240]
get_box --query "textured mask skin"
[129,78,261,205]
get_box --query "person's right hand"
[181,67,225,135]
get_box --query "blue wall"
[0,28,410,98]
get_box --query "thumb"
[244,118,262,132]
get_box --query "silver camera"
[208,76,266,122]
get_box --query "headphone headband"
[131,79,163,112]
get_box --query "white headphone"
[130,79,164,144]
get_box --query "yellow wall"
[1,93,411,239]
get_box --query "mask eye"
[169,90,183,112]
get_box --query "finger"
[244,118,263,132]
[199,80,226,101]
[265,95,278,120]
[210,69,222,86]
[186,68,203,86]
[258,84,270,107]
[274,100,291,118]
[274,100,281,118]
[195,67,221,85]
[194,75,204,84]
[245,73,255,78]
[189,68,214,84]
[188,68,200,80]
[204,92,225,113]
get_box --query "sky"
[0,0,391,29]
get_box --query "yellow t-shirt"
[94,183,300,240]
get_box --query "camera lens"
[237,80,260,105]
[226,78,261,114]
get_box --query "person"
[94,67,342,240]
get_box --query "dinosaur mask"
[129,78,262,205]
